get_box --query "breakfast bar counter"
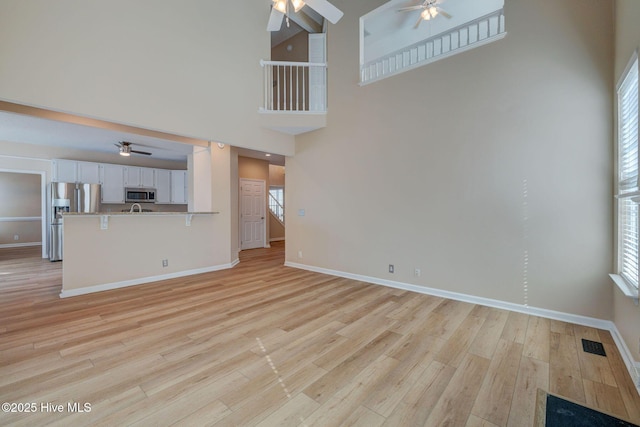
[60,211,233,297]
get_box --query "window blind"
[617,55,639,289]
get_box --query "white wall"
[287,0,614,319]
[62,214,223,294]
[0,0,294,156]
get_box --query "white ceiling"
[0,110,285,166]
[0,111,194,161]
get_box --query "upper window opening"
[359,0,506,85]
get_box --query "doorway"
[0,170,47,258]
[240,178,266,250]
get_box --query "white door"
[240,178,265,250]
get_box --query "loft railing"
[268,192,284,224]
[360,9,506,85]
[260,60,327,113]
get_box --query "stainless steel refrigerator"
[49,182,101,261]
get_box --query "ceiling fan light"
[429,6,438,18]
[421,9,431,20]
[291,0,305,12]
[119,149,130,157]
[274,0,287,13]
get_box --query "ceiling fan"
[115,141,152,157]
[267,0,344,32]
[397,0,452,28]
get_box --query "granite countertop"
[62,211,219,216]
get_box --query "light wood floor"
[1,243,639,426]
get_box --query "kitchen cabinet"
[155,169,171,204]
[53,159,187,205]
[52,160,100,184]
[99,164,126,203]
[77,162,101,184]
[52,159,78,183]
[125,167,155,188]
[170,170,187,204]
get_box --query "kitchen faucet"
[130,203,143,213]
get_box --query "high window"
[615,53,639,291]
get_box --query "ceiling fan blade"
[131,149,152,156]
[439,8,452,19]
[397,5,424,12]
[304,0,344,24]
[267,8,285,31]
[414,15,424,29]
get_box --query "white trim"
[616,49,639,91]
[0,242,41,249]
[60,262,238,298]
[609,324,640,390]
[609,274,640,304]
[0,155,51,163]
[360,33,507,86]
[0,167,49,259]
[270,237,285,242]
[285,261,640,394]
[0,216,41,222]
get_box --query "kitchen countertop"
[62,211,219,216]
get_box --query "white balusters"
[260,61,328,113]
[360,9,507,85]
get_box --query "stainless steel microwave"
[125,188,156,203]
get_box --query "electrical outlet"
[13,235,19,241]
[162,259,168,268]
[388,264,394,273]
[414,268,421,277]
[298,250,303,259]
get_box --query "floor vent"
[582,339,607,357]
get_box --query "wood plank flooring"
[1,243,639,426]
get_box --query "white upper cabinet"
[52,159,100,183]
[140,168,155,187]
[154,169,171,204]
[52,159,77,183]
[125,166,156,188]
[99,164,126,203]
[170,170,187,205]
[77,161,100,184]
[53,159,186,205]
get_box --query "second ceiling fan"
[267,0,344,31]
[398,0,452,28]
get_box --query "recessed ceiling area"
[0,110,196,161]
[0,108,285,165]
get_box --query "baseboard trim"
[269,237,285,242]
[0,242,41,249]
[60,262,238,298]
[610,325,640,389]
[284,261,640,394]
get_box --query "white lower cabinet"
[99,164,126,203]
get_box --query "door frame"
[0,168,48,258]
[239,178,268,250]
